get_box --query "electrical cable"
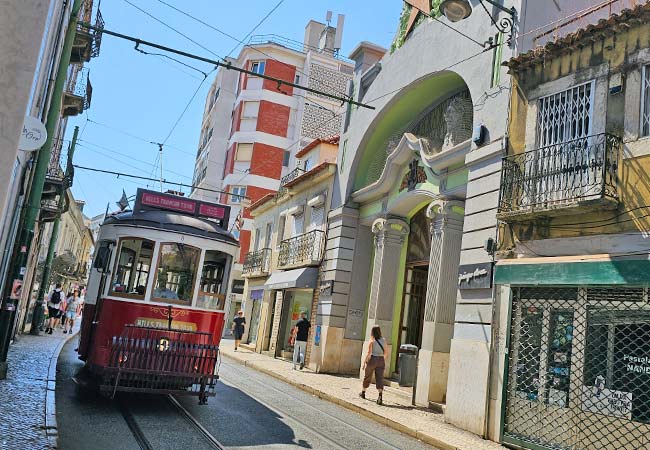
[153,0,349,98]
[72,164,249,199]
[122,0,225,61]
[410,4,488,48]
[225,0,285,58]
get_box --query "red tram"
[77,189,238,403]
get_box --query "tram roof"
[103,210,239,245]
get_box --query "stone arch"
[348,71,473,194]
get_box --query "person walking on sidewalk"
[45,283,63,334]
[232,310,246,351]
[63,289,80,334]
[292,312,310,370]
[360,325,387,405]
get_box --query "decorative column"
[363,217,409,375]
[415,199,464,405]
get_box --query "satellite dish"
[19,116,47,151]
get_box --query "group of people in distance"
[44,283,83,334]
[231,309,387,405]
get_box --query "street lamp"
[440,0,516,45]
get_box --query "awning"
[264,267,318,290]
[494,255,650,286]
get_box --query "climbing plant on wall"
[390,0,443,53]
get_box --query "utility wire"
[225,0,285,57]
[153,0,349,98]
[122,0,225,61]
[73,164,250,199]
[410,4,488,48]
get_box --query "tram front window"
[153,243,200,305]
[111,238,154,298]
[197,250,232,310]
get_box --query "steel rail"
[118,397,155,450]
[220,359,403,450]
[166,395,227,450]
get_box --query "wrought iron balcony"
[498,133,621,221]
[71,1,104,63]
[242,248,272,277]
[276,167,306,198]
[63,67,92,117]
[278,230,324,269]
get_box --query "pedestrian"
[231,310,245,351]
[64,289,80,334]
[292,311,310,370]
[360,325,387,405]
[58,291,68,329]
[45,283,64,334]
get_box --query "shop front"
[264,267,319,360]
[496,258,650,450]
[246,288,264,346]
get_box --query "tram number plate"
[158,338,170,352]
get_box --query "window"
[242,101,259,118]
[277,216,286,247]
[283,150,290,167]
[250,61,265,75]
[196,250,232,310]
[310,204,325,229]
[304,158,313,171]
[235,143,253,161]
[295,74,301,84]
[230,186,247,204]
[110,238,154,298]
[292,213,304,236]
[264,222,272,248]
[153,243,201,305]
[536,82,593,147]
[641,65,650,136]
[491,32,504,88]
[92,240,112,272]
[254,227,262,251]
[340,140,347,174]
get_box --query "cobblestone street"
[0,329,75,450]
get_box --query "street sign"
[19,116,47,151]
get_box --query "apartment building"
[190,16,353,320]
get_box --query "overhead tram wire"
[73,164,250,200]
[225,0,285,57]
[154,0,349,98]
[79,23,374,110]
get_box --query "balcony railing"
[247,34,354,63]
[63,66,92,116]
[276,167,306,198]
[242,248,272,276]
[278,230,324,268]
[498,133,621,220]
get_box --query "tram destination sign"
[134,189,231,227]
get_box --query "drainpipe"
[0,0,85,379]
[31,126,79,334]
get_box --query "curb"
[45,329,79,449]
[222,353,460,450]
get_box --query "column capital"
[372,217,409,249]
[426,199,465,220]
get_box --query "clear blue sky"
[66,0,403,218]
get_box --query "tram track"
[219,358,404,450]
[117,394,226,450]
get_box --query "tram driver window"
[197,250,233,310]
[110,238,154,298]
[153,243,200,305]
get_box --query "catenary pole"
[31,126,80,335]
[0,0,85,378]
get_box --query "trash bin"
[398,344,418,387]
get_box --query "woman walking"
[360,325,387,405]
[231,310,246,351]
[64,289,80,334]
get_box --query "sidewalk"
[220,341,504,450]
[0,326,77,450]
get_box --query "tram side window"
[110,238,154,298]
[197,250,232,310]
[153,243,200,305]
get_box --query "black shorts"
[47,307,61,319]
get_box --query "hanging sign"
[19,116,47,151]
[581,383,632,419]
[458,262,493,289]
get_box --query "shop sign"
[232,279,245,294]
[623,354,650,374]
[458,262,493,289]
[314,325,321,346]
[250,289,264,300]
[319,281,333,297]
[581,383,632,419]
[10,279,22,300]
[19,116,47,151]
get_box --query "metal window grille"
[503,287,650,450]
[641,65,650,137]
[537,82,593,147]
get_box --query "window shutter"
[310,205,324,229]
